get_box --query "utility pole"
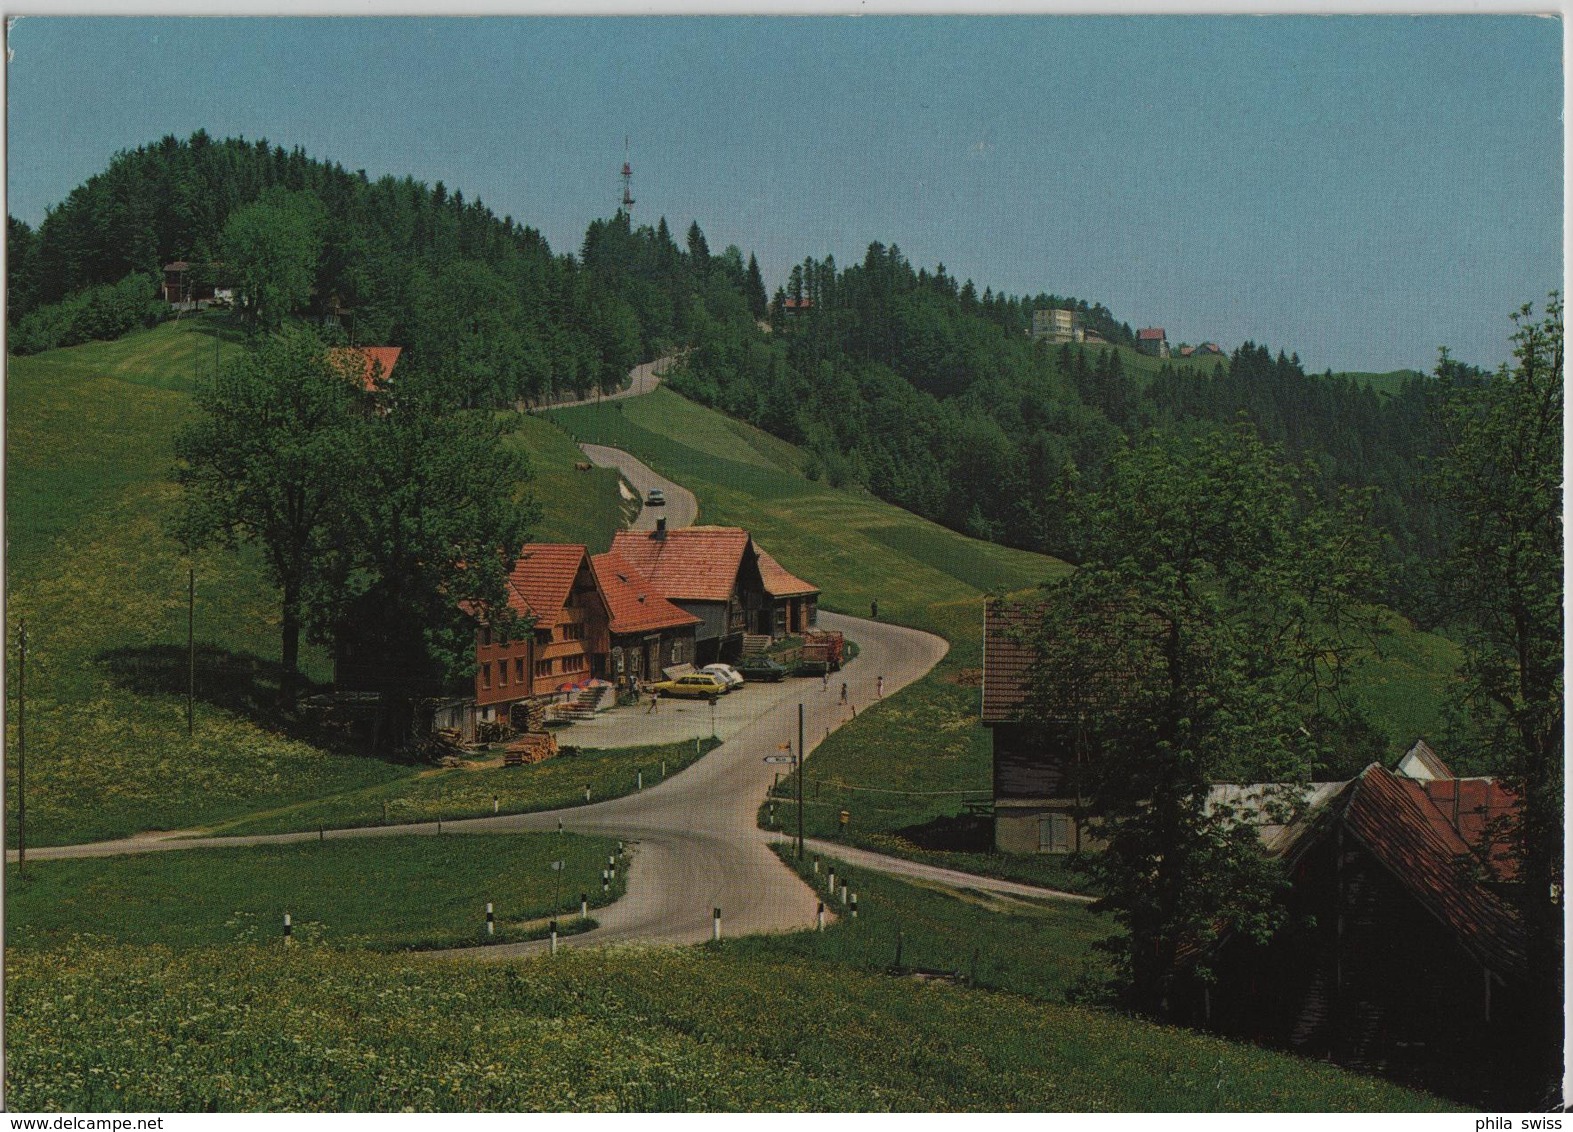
[16,620,25,873]
[796,702,805,859]
[187,568,196,737]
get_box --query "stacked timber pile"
[504,731,558,767]
[514,701,548,733]
[416,727,466,763]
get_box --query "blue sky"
[5,15,1562,372]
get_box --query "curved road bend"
[579,444,698,532]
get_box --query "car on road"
[651,673,728,699]
[702,663,746,690]
[735,656,788,682]
[645,488,666,506]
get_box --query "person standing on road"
[871,599,878,619]
[822,670,829,691]
[647,687,661,714]
[877,675,884,699]
[839,682,848,705]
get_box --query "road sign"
[762,755,796,764]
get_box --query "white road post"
[580,893,589,919]
[486,902,495,936]
[283,912,292,944]
[550,920,558,956]
[840,883,848,906]
[817,902,825,931]
[712,907,722,942]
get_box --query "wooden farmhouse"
[609,522,777,665]
[1183,751,1528,1106]
[981,599,1092,854]
[590,550,703,685]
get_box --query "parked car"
[702,663,746,690]
[736,656,788,682]
[651,673,728,699]
[645,488,666,506]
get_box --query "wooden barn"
[754,547,819,637]
[1184,756,1530,1107]
[590,550,702,686]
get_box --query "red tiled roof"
[164,261,191,272]
[982,599,1037,723]
[755,547,818,598]
[590,552,702,635]
[1332,764,1525,976]
[329,346,402,392]
[1137,327,1167,340]
[506,544,591,621]
[609,526,752,603]
[784,297,813,310]
[1420,776,1520,879]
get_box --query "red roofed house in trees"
[1135,327,1170,358]
[609,521,770,665]
[1185,750,1527,1107]
[473,545,609,724]
[590,551,702,685]
[329,346,402,392]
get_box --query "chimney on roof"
[654,517,667,541]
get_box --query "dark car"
[736,656,788,682]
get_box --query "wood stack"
[511,701,548,733]
[504,731,558,767]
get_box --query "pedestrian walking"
[839,682,848,705]
[822,670,829,691]
[877,675,884,699]
[646,687,661,714]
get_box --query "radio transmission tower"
[620,137,635,216]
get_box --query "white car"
[701,663,745,691]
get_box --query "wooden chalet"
[474,544,609,724]
[755,548,819,636]
[1185,754,1529,1107]
[590,551,702,686]
[608,522,769,665]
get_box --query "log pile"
[504,731,558,767]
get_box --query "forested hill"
[9,130,1461,619]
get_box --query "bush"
[10,272,166,355]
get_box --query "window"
[535,658,553,678]
[480,662,492,690]
[1039,814,1071,853]
[535,629,552,647]
[498,659,508,687]
[562,654,586,674]
[514,658,525,683]
[562,622,585,641]
[480,626,492,647]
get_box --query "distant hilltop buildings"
[1033,308,1225,361]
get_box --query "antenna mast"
[620,137,635,215]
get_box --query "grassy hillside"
[4,318,623,846]
[6,832,621,952]
[5,940,1455,1112]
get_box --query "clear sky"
[5,14,1562,373]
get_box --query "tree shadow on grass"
[95,643,415,764]
[892,812,995,853]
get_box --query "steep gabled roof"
[1301,764,1525,977]
[982,599,1037,723]
[609,526,753,603]
[590,552,702,635]
[1137,327,1167,341]
[329,346,402,392]
[506,544,591,620]
[755,547,818,599]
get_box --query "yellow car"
[651,673,729,698]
